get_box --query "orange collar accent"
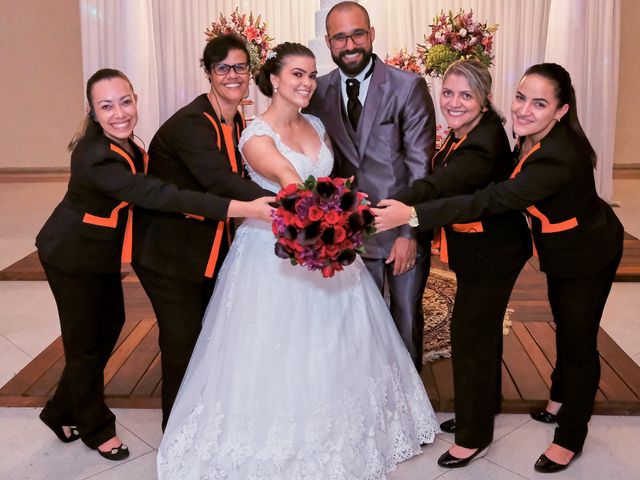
[510,142,541,179]
[432,133,467,169]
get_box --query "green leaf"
[304,175,316,190]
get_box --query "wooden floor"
[2,237,640,414]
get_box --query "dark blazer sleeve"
[163,111,268,200]
[85,148,231,220]
[413,153,572,231]
[395,142,502,206]
[396,76,436,239]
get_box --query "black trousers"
[40,258,124,449]
[363,247,430,372]
[450,266,522,448]
[132,261,216,430]
[546,251,621,453]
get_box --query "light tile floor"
[1,179,638,480]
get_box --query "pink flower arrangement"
[417,9,498,77]
[384,49,424,75]
[205,8,274,74]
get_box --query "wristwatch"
[408,206,419,227]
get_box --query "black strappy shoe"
[39,410,80,443]
[97,443,130,461]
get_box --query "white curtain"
[80,0,619,198]
[545,0,619,199]
[80,0,319,148]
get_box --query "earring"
[273,86,278,94]
[481,106,488,112]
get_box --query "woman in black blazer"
[374,63,623,473]
[36,68,273,460]
[377,60,532,467]
[131,34,274,430]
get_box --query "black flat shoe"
[438,445,488,468]
[530,410,557,424]
[39,410,80,443]
[440,418,456,433]
[534,451,581,473]
[97,443,130,461]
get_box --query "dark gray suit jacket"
[308,56,436,258]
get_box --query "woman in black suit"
[375,59,532,467]
[374,63,623,473]
[36,68,273,460]
[132,34,273,430]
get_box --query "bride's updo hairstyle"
[255,42,315,97]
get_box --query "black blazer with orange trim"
[133,94,270,283]
[402,121,623,278]
[395,108,531,277]
[36,122,231,274]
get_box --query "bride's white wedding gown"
[157,115,439,480]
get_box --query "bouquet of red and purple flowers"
[271,176,375,278]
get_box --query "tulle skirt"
[157,219,439,480]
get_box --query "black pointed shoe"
[534,451,581,473]
[440,418,456,433]
[530,410,557,424]
[97,443,130,461]
[39,410,80,443]
[438,445,488,468]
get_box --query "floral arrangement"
[205,7,274,74]
[384,48,424,75]
[417,9,498,77]
[272,176,375,278]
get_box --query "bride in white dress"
[157,42,438,480]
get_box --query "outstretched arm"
[374,153,572,232]
[87,151,275,221]
[241,135,302,188]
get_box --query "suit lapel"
[322,70,360,165]
[357,60,387,161]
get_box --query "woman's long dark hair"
[67,68,134,152]
[523,63,597,167]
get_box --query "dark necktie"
[346,78,362,130]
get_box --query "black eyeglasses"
[211,63,250,75]
[329,29,370,49]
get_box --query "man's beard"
[331,48,373,76]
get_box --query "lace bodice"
[238,114,334,191]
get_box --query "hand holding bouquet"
[271,176,375,278]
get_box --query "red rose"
[279,209,294,225]
[299,190,313,198]
[339,239,354,250]
[334,226,347,243]
[316,176,332,183]
[282,183,299,196]
[293,216,308,228]
[324,244,340,257]
[324,210,341,224]
[307,206,324,222]
[333,177,346,187]
[271,222,279,235]
[321,265,335,278]
[331,261,344,272]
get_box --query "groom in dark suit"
[307,1,435,371]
